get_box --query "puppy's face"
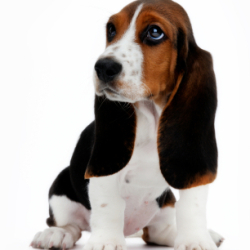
[93,0,187,105]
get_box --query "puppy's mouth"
[97,85,133,102]
[100,86,124,101]
[102,87,119,95]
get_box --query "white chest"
[118,101,168,235]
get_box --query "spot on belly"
[101,203,107,207]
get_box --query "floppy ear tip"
[188,171,217,189]
[158,161,217,189]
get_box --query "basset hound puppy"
[31,0,224,250]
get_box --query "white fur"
[120,101,167,236]
[31,226,80,249]
[84,100,166,250]
[31,195,90,249]
[145,206,177,246]
[175,185,218,250]
[85,174,127,250]
[85,102,222,250]
[127,193,223,248]
[95,4,146,103]
[50,195,90,231]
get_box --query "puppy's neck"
[133,100,162,133]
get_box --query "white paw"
[31,227,75,249]
[83,234,126,250]
[175,231,218,250]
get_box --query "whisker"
[98,96,107,110]
[127,110,135,120]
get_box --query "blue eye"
[140,25,167,46]
[147,26,164,40]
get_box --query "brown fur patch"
[136,10,177,100]
[84,170,94,179]
[129,0,191,106]
[162,192,176,208]
[188,172,217,189]
[142,227,150,243]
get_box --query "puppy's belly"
[119,157,168,236]
[123,194,160,236]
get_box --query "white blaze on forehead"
[100,4,146,102]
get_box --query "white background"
[0,0,249,249]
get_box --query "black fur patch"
[48,121,95,221]
[49,167,81,202]
[47,166,87,226]
[46,207,55,227]
[85,96,136,177]
[70,121,96,209]
[156,188,176,208]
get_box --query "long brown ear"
[158,28,218,189]
[85,96,136,178]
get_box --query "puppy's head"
[94,0,192,105]
[87,0,217,190]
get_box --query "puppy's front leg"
[175,185,218,250]
[84,174,126,250]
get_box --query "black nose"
[94,58,122,83]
